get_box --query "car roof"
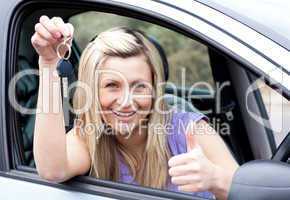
[194,0,290,51]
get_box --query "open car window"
[16,9,218,196]
[13,6,219,199]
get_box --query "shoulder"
[170,111,208,130]
[167,111,207,155]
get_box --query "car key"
[56,35,75,128]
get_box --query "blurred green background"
[69,11,214,87]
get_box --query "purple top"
[118,111,215,199]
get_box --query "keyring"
[56,36,71,60]
[52,17,62,26]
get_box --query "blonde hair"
[73,27,171,189]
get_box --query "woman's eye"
[132,82,151,94]
[136,83,146,89]
[105,83,118,88]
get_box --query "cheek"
[99,89,116,109]
[133,89,154,112]
[98,90,116,125]
[135,97,153,110]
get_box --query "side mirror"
[228,160,290,200]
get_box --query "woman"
[32,15,238,200]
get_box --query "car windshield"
[198,0,290,51]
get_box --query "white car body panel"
[0,176,114,200]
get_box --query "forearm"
[33,64,69,181]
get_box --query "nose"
[116,88,132,108]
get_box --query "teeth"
[113,110,135,117]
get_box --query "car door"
[1,0,289,200]
[0,1,231,200]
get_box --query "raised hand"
[168,122,217,193]
[31,15,74,67]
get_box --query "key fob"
[56,58,75,78]
[56,58,76,130]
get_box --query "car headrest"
[147,36,169,81]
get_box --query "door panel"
[0,176,114,200]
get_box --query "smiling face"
[98,54,154,136]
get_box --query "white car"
[0,0,289,200]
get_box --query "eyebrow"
[100,76,151,85]
[99,78,119,83]
[130,80,151,86]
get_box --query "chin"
[112,121,138,136]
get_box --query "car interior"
[12,5,279,197]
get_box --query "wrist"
[39,57,59,68]
[38,66,60,83]
[209,165,234,200]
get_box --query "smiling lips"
[112,110,136,119]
